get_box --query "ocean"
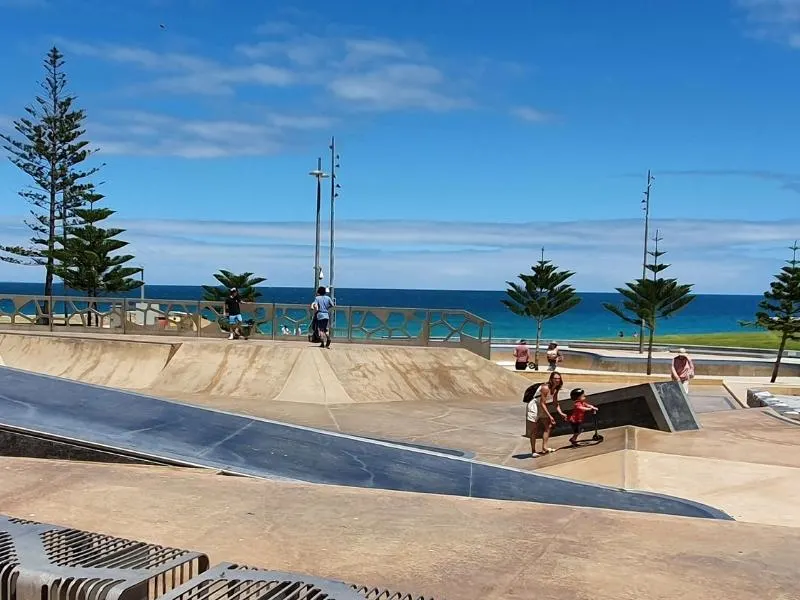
[0,282,761,342]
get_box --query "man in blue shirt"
[311,286,334,348]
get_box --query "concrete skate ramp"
[310,345,528,403]
[149,343,528,404]
[539,448,800,528]
[0,332,175,389]
[0,333,529,405]
[0,365,730,520]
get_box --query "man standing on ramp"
[311,286,334,349]
[224,287,246,340]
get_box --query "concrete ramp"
[540,448,800,528]
[0,365,731,520]
[322,346,528,403]
[0,333,529,405]
[151,343,527,404]
[147,342,306,401]
[0,333,175,389]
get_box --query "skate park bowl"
[0,364,731,520]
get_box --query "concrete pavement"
[1,457,798,600]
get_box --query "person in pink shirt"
[671,348,695,393]
[513,340,530,370]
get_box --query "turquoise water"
[0,282,762,341]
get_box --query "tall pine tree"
[52,188,141,324]
[603,231,695,374]
[503,249,581,370]
[0,47,101,308]
[742,242,800,383]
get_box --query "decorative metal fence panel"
[1,518,442,600]
[0,295,493,358]
[0,515,209,600]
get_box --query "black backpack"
[522,382,543,403]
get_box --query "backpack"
[522,383,543,403]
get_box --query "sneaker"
[531,452,540,458]
[228,334,234,340]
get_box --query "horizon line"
[0,281,765,297]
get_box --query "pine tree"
[0,47,101,310]
[202,270,266,303]
[742,242,800,383]
[52,188,141,325]
[502,249,581,370]
[603,231,695,374]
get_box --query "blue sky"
[0,0,798,292]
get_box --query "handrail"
[0,294,494,359]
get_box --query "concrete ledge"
[560,348,800,378]
[512,369,724,386]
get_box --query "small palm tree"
[202,270,266,302]
[603,232,695,374]
[502,249,581,369]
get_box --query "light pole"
[309,158,329,293]
[139,266,145,301]
[328,136,340,302]
[638,170,655,353]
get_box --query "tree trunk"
[646,326,655,375]
[770,331,788,384]
[533,319,542,371]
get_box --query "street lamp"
[309,158,329,292]
[638,170,654,353]
[328,136,340,303]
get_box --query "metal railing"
[0,294,493,359]
[1,515,438,600]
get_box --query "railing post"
[271,303,276,340]
[48,295,53,332]
[196,301,202,337]
[347,306,353,342]
[422,310,431,346]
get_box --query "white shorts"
[526,401,538,422]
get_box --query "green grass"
[604,331,799,351]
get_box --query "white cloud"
[328,64,467,111]
[86,109,335,158]
[735,0,800,47]
[1,216,796,292]
[510,106,557,123]
[62,27,487,114]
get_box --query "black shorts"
[316,318,330,332]
[515,361,528,371]
[570,422,583,436]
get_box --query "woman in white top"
[524,371,566,457]
[546,342,563,371]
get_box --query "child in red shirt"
[567,388,598,446]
